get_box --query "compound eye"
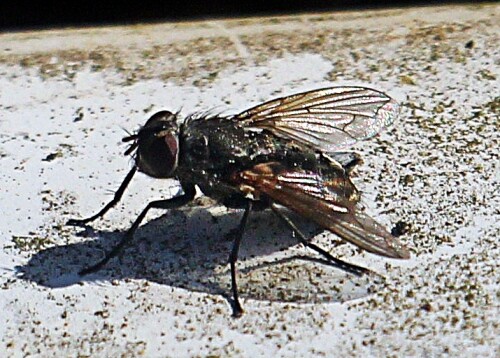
[136,130,179,179]
[164,132,179,162]
[161,132,179,175]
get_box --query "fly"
[67,86,410,317]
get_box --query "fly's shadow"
[17,205,377,305]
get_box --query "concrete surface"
[1,3,498,357]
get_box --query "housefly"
[68,86,410,317]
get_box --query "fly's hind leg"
[270,203,371,277]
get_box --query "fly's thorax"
[179,119,251,170]
[135,111,180,178]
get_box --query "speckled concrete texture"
[1,4,498,357]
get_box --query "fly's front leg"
[270,203,371,277]
[67,167,137,226]
[79,184,196,276]
[228,200,253,318]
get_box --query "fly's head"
[123,111,180,178]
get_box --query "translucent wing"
[236,162,410,259]
[235,86,400,153]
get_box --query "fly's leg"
[79,184,196,276]
[228,201,253,318]
[270,204,371,276]
[67,167,137,226]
